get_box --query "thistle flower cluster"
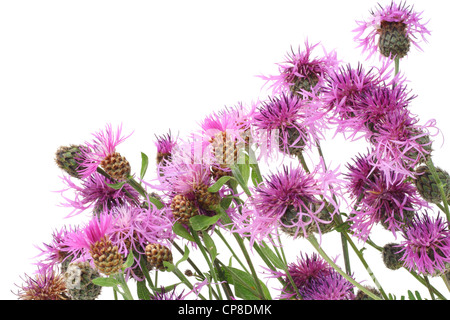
[15,1,450,302]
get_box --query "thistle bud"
[55,145,86,179]
[194,183,221,211]
[414,165,450,205]
[378,21,410,59]
[64,262,102,300]
[89,236,123,276]
[100,152,131,181]
[382,243,404,270]
[170,194,198,225]
[145,243,173,271]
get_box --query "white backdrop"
[1,0,449,300]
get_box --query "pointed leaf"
[91,277,120,287]
[123,251,135,269]
[208,176,233,193]
[106,181,127,190]
[259,243,285,269]
[140,152,149,180]
[148,196,164,210]
[163,261,175,272]
[202,231,217,262]
[172,223,194,242]
[136,280,151,300]
[176,245,190,268]
[190,214,220,231]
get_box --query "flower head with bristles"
[398,212,450,276]
[348,166,428,241]
[155,131,178,166]
[260,40,339,98]
[79,123,133,181]
[58,172,140,218]
[322,61,396,141]
[34,225,79,274]
[14,268,69,300]
[253,93,326,159]
[199,102,256,178]
[301,272,356,300]
[233,162,342,246]
[354,1,431,60]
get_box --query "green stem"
[189,226,223,300]
[426,159,450,223]
[424,275,436,300]
[115,272,134,300]
[215,229,250,273]
[307,234,382,300]
[394,56,400,76]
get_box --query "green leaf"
[148,196,164,210]
[149,283,180,293]
[222,266,271,300]
[172,223,195,242]
[259,243,285,270]
[176,245,190,268]
[123,251,135,269]
[190,214,221,231]
[106,181,127,190]
[220,196,233,210]
[230,164,251,196]
[208,176,233,193]
[202,231,217,262]
[163,261,175,272]
[140,152,149,180]
[91,277,120,287]
[408,290,416,300]
[136,280,151,300]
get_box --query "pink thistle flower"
[34,225,79,273]
[253,92,326,159]
[397,212,450,276]
[322,61,396,140]
[354,1,431,60]
[155,130,178,166]
[58,172,140,218]
[348,166,428,241]
[232,162,342,246]
[198,102,256,178]
[108,202,175,280]
[259,39,339,97]
[368,107,437,177]
[301,272,356,300]
[79,123,133,181]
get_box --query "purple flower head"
[79,123,133,180]
[58,172,140,218]
[354,1,431,60]
[14,267,69,300]
[398,212,450,276]
[34,225,79,273]
[108,202,175,280]
[260,40,339,97]
[322,61,396,140]
[233,162,342,246]
[348,167,428,241]
[199,102,256,173]
[356,81,413,137]
[345,151,380,199]
[63,212,116,260]
[150,286,185,300]
[287,253,333,296]
[253,92,326,159]
[301,272,356,300]
[155,130,178,166]
[368,107,437,177]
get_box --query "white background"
[1,0,449,300]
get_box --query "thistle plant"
[15,1,450,304]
